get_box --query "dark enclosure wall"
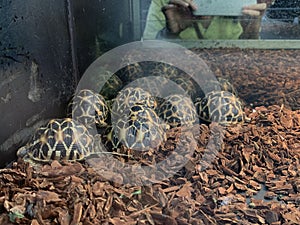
[0,0,75,167]
[0,0,143,167]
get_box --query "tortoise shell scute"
[157,94,197,128]
[19,118,94,162]
[196,91,244,126]
[68,89,108,127]
[112,104,166,150]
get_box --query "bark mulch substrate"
[1,48,300,224]
[195,49,300,110]
[0,104,299,225]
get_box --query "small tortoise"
[98,71,123,100]
[86,69,123,100]
[195,91,246,126]
[110,87,157,122]
[150,62,179,77]
[218,78,238,96]
[150,61,200,99]
[108,103,167,150]
[128,76,185,99]
[118,62,145,83]
[157,94,198,128]
[206,78,238,96]
[67,89,109,128]
[164,72,201,100]
[17,118,94,162]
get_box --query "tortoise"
[195,90,247,126]
[128,76,189,100]
[218,78,238,96]
[206,78,238,96]
[98,71,123,100]
[150,62,201,100]
[117,62,145,83]
[17,118,94,162]
[67,89,109,128]
[86,69,123,100]
[108,103,168,150]
[110,87,157,122]
[164,72,202,100]
[115,61,202,100]
[157,94,198,128]
[150,61,179,77]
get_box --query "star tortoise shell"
[195,91,245,126]
[157,94,198,128]
[17,118,94,162]
[67,89,109,128]
[111,87,157,121]
[109,103,167,150]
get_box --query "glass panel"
[140,0,300,41]
[262,2,300,39]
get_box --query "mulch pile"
[0,104,299,225]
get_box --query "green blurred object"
[193,0,257,16]
[9,211,24,223]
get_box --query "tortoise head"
[16,145,29,158]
